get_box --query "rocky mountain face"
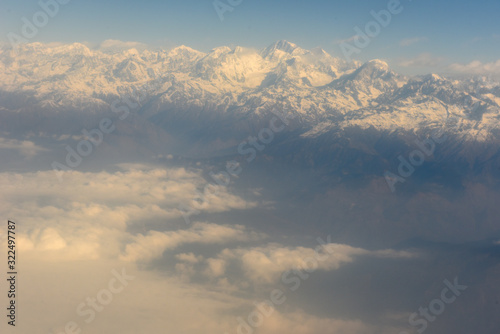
[1,40,499,141]
[1,40,500,190]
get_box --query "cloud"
[120,222,263,263]
[204,258,227,277]
[14,260,255,334]
[176,252,203,263]
[201,243,416,283]
[258,310,374,334]
[37,228,67,250]
[448,59,500,75]
[0,167,257,262]
[399,37,428,47]
[98,39,148,51]
[0,166,273,334]
[0,166,384,334]
[0,167,419,334]
[398,53,444,67]
[0,137,47,158]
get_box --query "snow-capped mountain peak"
[0,41,499,142]
[261,40,307,60]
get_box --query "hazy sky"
[1,0,499,74]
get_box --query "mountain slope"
[0,41,499,142]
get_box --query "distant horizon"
[1,0,499,76]
[3,38,500,79]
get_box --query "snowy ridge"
[1,41,500,141]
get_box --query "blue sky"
[1,0,499,74]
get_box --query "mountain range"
[1,40,499,143]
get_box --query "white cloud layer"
[0,167,410,334]
[448,59,500,75]
[0,167,267,333]
[120,222,263,262]
[197,243,416,284]
[398,53,444,67]
[0,137,47,157]
[0,167,257,262]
